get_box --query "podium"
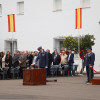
[23,68,46,85]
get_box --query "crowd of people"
[0,47,76,79]
[0,46,95,84]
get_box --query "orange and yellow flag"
[75,8,82,29]
[8,14,15,32]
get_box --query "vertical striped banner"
[8,14,15,32]
[75,8,82,29]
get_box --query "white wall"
[0,0,100,70]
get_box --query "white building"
[0,0,100,70]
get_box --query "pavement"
[0,76,100,100]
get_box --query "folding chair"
[0,67,9,80]
[61,65,69,76]
[50,65,59,77]
[74,64,78,75]
[10,66,20,79]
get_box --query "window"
[0,4,2,16]
[80,0,90,8]
[17,1,24,15]
[53,0,62,11]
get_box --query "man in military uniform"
[85,48,95,83]
[35,46,48,68]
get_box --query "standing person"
[0,52,4,68]
[12,51,20,68]
[19,51,27,78]
[52,50,61,65]
[5,51,12,78]
[60,47,69,55]
[60,51,68,75]
[60,51,67,66]
[2,52,5,68]
[67,49,74,76]
[46,49,52,77]
[35,46,48,68]
[31,51,38,68]
[52,50,61,76]
[60,47,65,55]
[0,52,1,68]
[52,49,57,58]
[27,51,33,67]
[85,48,95,83]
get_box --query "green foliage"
[62,36,78,53]
[80,34,95,54]
[63,34,95,54]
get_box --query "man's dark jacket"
[36,50,48,68]
[67,53,74,65]
[53,54,61,65]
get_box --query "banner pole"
[82,59,83,74]
[12,32,13,56]
[78,29,80,55]
[78,29,83,74]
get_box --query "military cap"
[37,46,42,51]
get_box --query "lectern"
[23,68,46,85]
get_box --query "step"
[46,78,57,82]
[91,78,100,85]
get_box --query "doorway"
[4,39,17,54]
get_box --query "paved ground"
[0,76,100,100]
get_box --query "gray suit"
[19,54,27,67]
[19,54,27,78]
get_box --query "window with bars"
[17,1,24,15]
[80,0,90,8]
[53,0,62,11]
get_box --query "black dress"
[5,55,12,78]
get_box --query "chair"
[74,64,78,75]
[14,66,20,78]
[62,65,69,76]
[50,65,60,77]
[0,67,9,80]
[10,66,20,79]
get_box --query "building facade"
[0,0,100,70]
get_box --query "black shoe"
[86,80,89,83]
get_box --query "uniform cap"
[37,46,42,51]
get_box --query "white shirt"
[32,56,37,64]
[68,54,71,61]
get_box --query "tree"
[80,34,95,54]
[62,36,78,53]
[63,34,95,54]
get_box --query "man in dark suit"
[52,50,61,76]
[67,49,74,76]
[52,50,61,65]
[46,49,52,77]
[12,51,20,68]
[85,48,95,83]
[27,52,33,67]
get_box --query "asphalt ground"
[0,75,100,100]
